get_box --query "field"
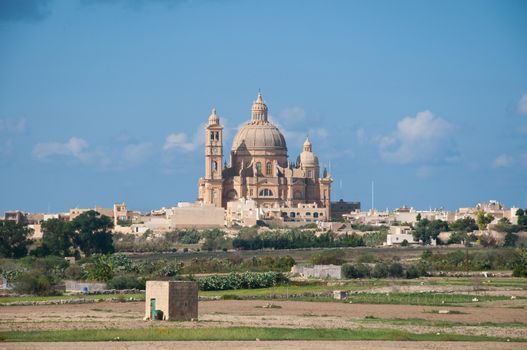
[1,276,526,349]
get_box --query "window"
[210,132,215,141]
[256,162,262,174]
[212,161,217,172]
[307,170,313,178]
[259,188,273,197]
[306,212,311,216]
[289,212,296,218]
[313,212,319,218]
[266,162,272,175]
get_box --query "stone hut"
[145,281,198,321]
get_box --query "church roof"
[232,93,287,152]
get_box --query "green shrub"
[371,262,389,278]
[198,271,288,291]
[342,263,369,278]
[14,272,56,296]
[310,249,345,265]
[388,262,404,278]
[107,275,144,290]
[64,264,84,280]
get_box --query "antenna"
[371,180,375,211]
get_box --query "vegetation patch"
[359,316,527,328]
[1,327,526,342]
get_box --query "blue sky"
[1,0,526,213]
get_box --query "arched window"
[313,212,319,218]
[212,161,217,172]
[259,188,273,197]
[256,162,262,174]
[266,162,272,175]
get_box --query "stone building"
[145,281,198,321]
[198,93,333,219]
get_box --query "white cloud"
[279,107,306,126]
[518,94,527,115]
[376,110,456,164]
[0,117,26,134]
[123,143,153,164]
[163,124,204,152]
[309,127,329,139]
[493,154,513,168]
[355,128,367,144]
[33,137,90,161]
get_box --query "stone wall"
[169,205,224,229]
[291,264,342,279]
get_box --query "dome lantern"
[251,92,268,123]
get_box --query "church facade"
[198,93,332,221]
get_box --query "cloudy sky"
[1,0,526,213]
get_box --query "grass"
[0,293,144,304]
[1,286,520,307]
[1,327,526,342]
[200,281,388,298]
[204,286,517,306]
[359,316,527,328]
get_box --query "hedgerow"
[198,271,288,291]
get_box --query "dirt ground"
[1,299,526,339]
[1,341,526,350]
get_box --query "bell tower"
[201,108,224,207]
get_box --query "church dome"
[298,151,319,167]
[232,122,287,151]
[231,93,287,153]
[298,137,319,167]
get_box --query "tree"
[0,221,33,258]
[39,219,76,257]
[516,209,527,227]
[72,211,114,256]
[413,219,448,244]
[449,217,478,233]
[476,210,494,231]
[504,232,518,247]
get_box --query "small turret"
[208,108,220,125]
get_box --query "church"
[198,93,332,221]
